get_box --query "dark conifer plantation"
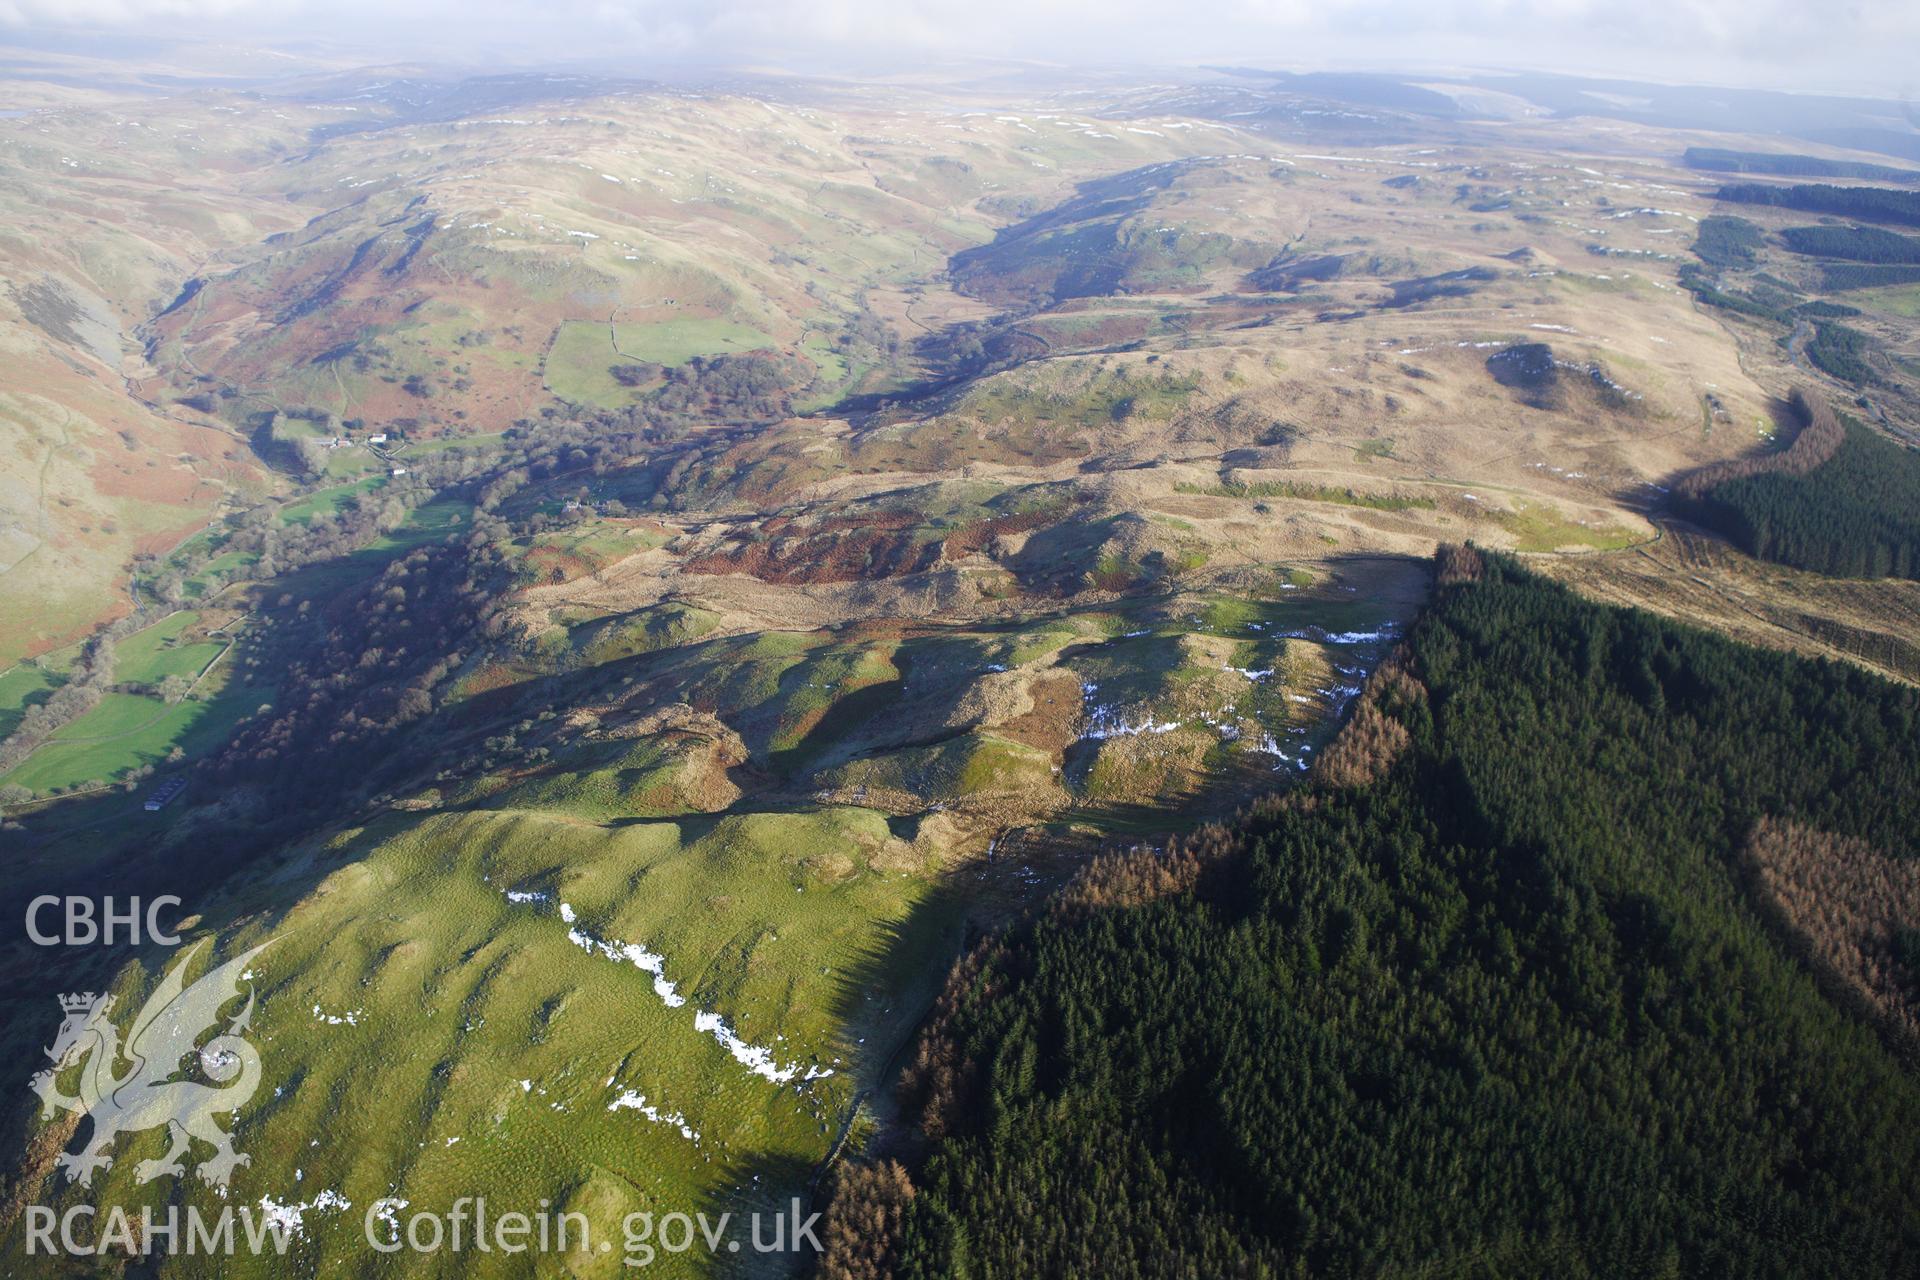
[1715,182,1920,227]
[871,553,1920,1279]
[1686,418,1920,579]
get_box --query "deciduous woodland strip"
[1053,825,1234,917]
[895,939,1007,1144]
[816,1160,916,1280]
[0,632,117,774]
[1673,388,1843,502]
[1433,539,1486,585]
[1306,649,1422,789]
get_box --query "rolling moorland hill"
[2,62,1919,1278]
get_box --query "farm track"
[1542,516,1920,685]
[35,404,69,545]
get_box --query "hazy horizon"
[1,0,1916,102]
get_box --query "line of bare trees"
[0,631,123,781]
[1672,388,1843,502]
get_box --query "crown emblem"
[58,992,99,1014]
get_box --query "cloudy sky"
[3,0,1917,99]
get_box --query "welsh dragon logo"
[30,939,271,1189]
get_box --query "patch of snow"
[1279,626,1397,646]
[694,1011,833,1086]
[609,1090,701,1142]
[369,1199,408,1247]
[568,927,687,1008]
[256,1190,350,1242]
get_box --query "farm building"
[144,776,188,811]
